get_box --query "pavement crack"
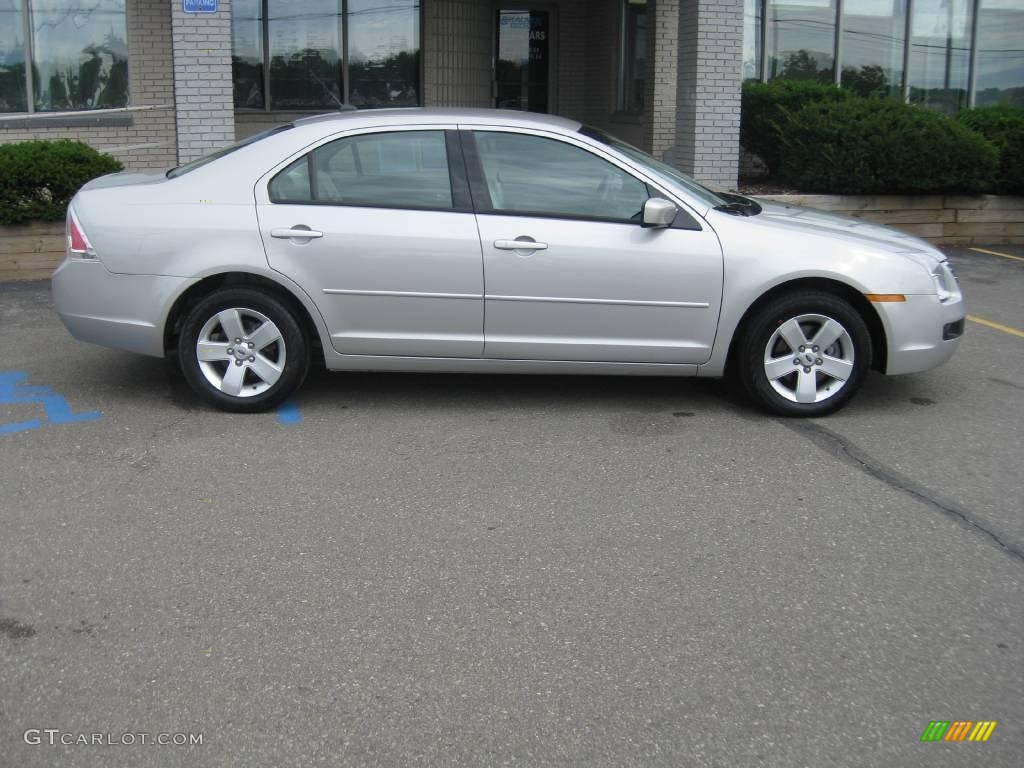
[781,419,1024,564]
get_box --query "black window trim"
[459,128,701,231]
[267,128,473,214]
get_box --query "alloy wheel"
[763,313,855,404]
[195,307,286,397]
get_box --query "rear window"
[166,124,294,179]
[269,130,454,210]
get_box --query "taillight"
[67,207,96,258]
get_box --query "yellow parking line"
[969,247,1024,262]
[967,314,1024,338]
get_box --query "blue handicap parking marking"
[0,372,101,434]
[276,399,301,425]
[0,419,43,435]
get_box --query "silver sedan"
[52,108,965,416]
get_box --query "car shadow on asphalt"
[68,347,950,421]
[76,351,741,417]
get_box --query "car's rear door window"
[470,131,649,222]
[269,130,454,210]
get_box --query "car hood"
[751,199,947,268]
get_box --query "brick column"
[422,0,492,107]
[171,0,236,163]
[644,0,680,162]
[674,0,743,189]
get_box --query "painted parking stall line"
[968,247,1024,263]
[0,372,100,435]
[966,315,1024,339]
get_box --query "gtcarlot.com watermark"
[24,729,203,747]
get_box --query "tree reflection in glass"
[268,0,342,109]
[31,0,128,111]
[348,0,420,107]
[0,0,27,112]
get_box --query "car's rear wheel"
[736,290,871,417]
[178,288,308,412]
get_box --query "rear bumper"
[51,258,195,358]
[877,293,965,376]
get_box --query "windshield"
[579,126,727,209]
[166,124,294,179]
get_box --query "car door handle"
[494,239,548,251]
[271,227,323,239]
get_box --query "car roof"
[294,107,583,134]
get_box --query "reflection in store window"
[31,0,128,111]
[840,0,906,99]
[618,0,647,113]
[268,0,342,110]
[348,0,420,107]
[0,0,26,112]
[975,0,1024,107]
[232,0,421,110]
[232,0,264,108]
[766,0,837,83]
[908,0,973,113]
[742,0,762,81]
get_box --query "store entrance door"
[494,8,554,113]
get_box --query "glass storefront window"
[31,0,128,111]
[840,0,907,99]
[618,0,647,113]
[348,0,420,107]
[746,0,1024,110]
[743,0,762,81]
[268,0,342,110]
[232,0,264,108]
[766,0,837,83]
[233,0,421,111]
[974,0,1024,107]
[908,0,973,113]
[0,0,26,112]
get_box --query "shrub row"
[0,140,122,226]
[741,81,1024,195]
[955,104,1024,195]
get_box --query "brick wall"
[423,0,492,107]
[645,0,680,161]
[675,0,743,189]
[171,0,236,163]
[0,0,177,170]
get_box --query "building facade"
[0,1,1021,188]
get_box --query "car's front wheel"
[178,287,309,412]
[736,290,872,417]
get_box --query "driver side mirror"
[641,198,678,228]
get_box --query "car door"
[256,127,484,358]
[464,128,723,364]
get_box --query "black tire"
[177,287,309,413]
[736,290,872,417]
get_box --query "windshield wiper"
[715,192,762,216]
[713,202,753,216]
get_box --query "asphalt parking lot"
[1,245,1021,767]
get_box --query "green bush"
[741,80,852,176]
[776,99,999,195]
[0,140,122,225]
[956,105,1024,194]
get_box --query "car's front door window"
[472,131,648,222]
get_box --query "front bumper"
[876,292,965,376]
[52,258,196,358]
